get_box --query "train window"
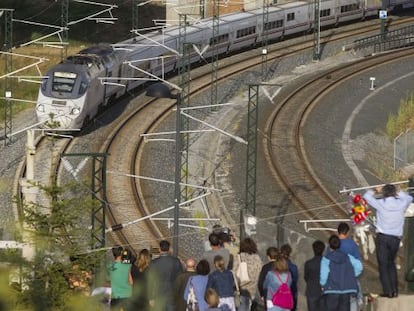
[287,12,295,21]
[236,26,256,39]
[320,9,331,17]
[264,19,283,31]
[79,82,87,95]
[52,72,77,93]
[41,77,49,92]
[341,4,359,13]
[209,34,229,46]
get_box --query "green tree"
[11,181,106,310]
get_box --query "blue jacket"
[184,275,209,311]
[207,270,235,298]
[320,250,362,294]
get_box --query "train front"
[35,63,89,130]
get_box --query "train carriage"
[35,0,414,130]
[222,11,259,52]
[254,7,286,43]
[279,2,312,36]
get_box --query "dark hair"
[266,247,279,260]
[280,244,292,258]
[112,245,123,258]
[329,235,341,250]
[196,259,210,275]
[240,237,258,254]
[159,240,170,252]
[382,184,397,198]
[337,222,350,235]
[312,240,325,256]
[218,231,230,243]
[209,233,220,247]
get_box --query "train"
[35,0,414,130]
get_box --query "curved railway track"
[15,15,414,260]
[265,47,414,279]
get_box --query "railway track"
[265,47,414,284]
[15,15,414,261]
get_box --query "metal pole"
[173,94,182,257]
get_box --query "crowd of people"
[102,184,412,311]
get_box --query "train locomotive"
[35,0,414,130]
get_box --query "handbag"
[232,271,241,308]
[236,254,250,284]
[186,278,199,311]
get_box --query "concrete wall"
[373,295,414,311]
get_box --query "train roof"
[79,44,114,57]
[277,1,309,9]
[219,10,257,22]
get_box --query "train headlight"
[36,104,45,113]
[71,107,80,115]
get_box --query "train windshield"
[52,72,77,93]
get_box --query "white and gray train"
[35,0,414,130]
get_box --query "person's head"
[196,259,210,275]
[337,222,350,237]
[137,248,151,272]
[272,255,289,273]
[328,235,341,251]
[185,258,196,271]
[212,224,223,234]
[382,184,397,198]
[266,246,279,261]
[208,233,220,247]
[280,244,292,259]
[205,288,220,307]
[213,255,225,271]
[239,237,258,254]
[312,240,325,256]
[218,231,231,245]
[112,245,123,259]
[159,240,170,252]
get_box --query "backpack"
[271,272,293,309]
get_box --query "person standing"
[174,258,197,311]
[258,247,279,310]
[149,240,184,311]
[280,244,298,311]
[320,235,362,311]
[336,222,363,311]
[363,184,413,298]
[263,255,292,311]
[107,246,133,311]
[127,248,151,310]
[202,233,230,272]
[184,259,211,311]
[232,237,263,311]
[207,255,236,311]
[304,240,325,311]
[337,222,361,260]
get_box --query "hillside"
[1,0,166,47]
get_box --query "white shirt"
[363,190,412,237]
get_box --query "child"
[205,288,231,311]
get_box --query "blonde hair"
[205,288,220,307]
[213,255,225,271]
[272,255,289,273]
[137,249,151,272]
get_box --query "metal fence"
[394,129,414,170]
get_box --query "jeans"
[376,232,400,295]
[324,294,351,311]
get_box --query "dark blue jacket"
[320,250,362,294]
[207,270,235,298]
